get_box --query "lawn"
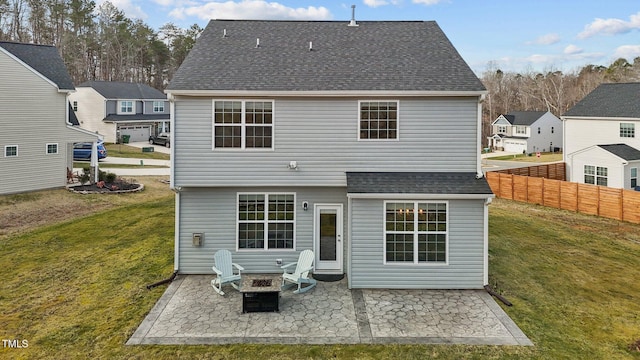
[1,185,639,359]
[486,152,563,163]
[105,143,170,160]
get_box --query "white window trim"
[236,192,296,251]
[357,100,400,142]
[118,100,134,115]
[153,101,165,113]
[620,122,635,138]
[212,99,275,151]
[515,126,527,135]
[382,200,449,266]
[4,145,18,157]
[631,167,637,188]
[584,165,608,186]
[46,143,58,155]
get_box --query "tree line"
[0,0,201,89]
[1,0,639,143]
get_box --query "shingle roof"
[598,144,640,161]
[104,114,170,122]
[346,172,493,195]
[168,20,485,92]
[0,41,74,90]
[77,81,166,99]
[505,111,547,126]
[563,83,640,118]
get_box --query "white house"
[165,19,494,289]
[488,111,563,154]
[69,81,170,143]
[563,83,640,189]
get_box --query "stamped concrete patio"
[127,275,533,346]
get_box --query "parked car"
[149,132,170,148]
[73,141,107,160]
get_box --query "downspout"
[347,195,353,289]
[174,190,180,272]
[477,94,486,178]
[483,196,492,286]
[167,93,180,272]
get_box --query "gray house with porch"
[166,19,493,289]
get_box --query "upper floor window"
[5,145,18,157]
[213,100,273,149]
[620,123,635,138]
[237,193,295,250]
[119,100,134,114]
[537,127,541,134]
[384,201,448,264]
[153,101,165,112]
[585,165,607,186]
[46,143,58,155]
[359,101,398,140]
[72,101,78,112]
[515,126,526,135]
[497,125,507,133]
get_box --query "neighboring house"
[166,19,494,289]
[563,83,640,189]
[0,41,100,195]
[69,81,170,143]
[488,111,562,153]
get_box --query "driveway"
[127,275,532,346]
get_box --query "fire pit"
[240,274,282,313]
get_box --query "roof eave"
[347,193,494,199]
[164,89,488,97]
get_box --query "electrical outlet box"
[192,233,203,246]
[276,258,282,266]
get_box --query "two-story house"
[69,81,170,143]
[562,82,640,189]
[488,111,563,154]
[0,41,100,195]
[166,19,494,289]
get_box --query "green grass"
[105,143,170,160]
[1,193,639,359]
[73,162,168,169]
[486,152,563,162]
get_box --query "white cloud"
[563,44,582,55]
[169,1,332,21]
[578,11,640,39]
[613,45,640,60]
[96,0,147,20]
[363,0,402,7]
[412,0,443,4]
[531,33,560,45]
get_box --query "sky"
[97,0,640,75]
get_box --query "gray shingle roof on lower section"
[77,81,166,100]
[168,20,485,92]
[563,83,640,118]
[104,114,171,122]
[346,172,493,195]
[598,144,640,161]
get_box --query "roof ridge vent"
[348,5,358,27]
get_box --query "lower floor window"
[238,193,295,250]
[4,145,17,157]
[631,168,637,188]
[46,143,58,154]
[584,165,608,186]
[384,201,447,264]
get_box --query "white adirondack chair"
[211,249,244,295]
[281,249,317,294]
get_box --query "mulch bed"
[68,180,143,194]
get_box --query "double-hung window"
[515,126,526,135]
[46,143,58,154]
[119,100,134,114]
[497,125,507,134]
[584,165,608,186]
[620,123,635,138]
[4,145,17,157]
[214,100,273,149]
[238,193,295,250]
[359,101,398,140]
[153,101,165,112]
[384,201,447,264]
[631,168,637,188]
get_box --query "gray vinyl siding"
[0,50,97,195]
[177,186,348,274]
[144,100,169,115]
[349,198,485,289]
[173,97,480,187]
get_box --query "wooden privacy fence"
[486,171,640,224]
[492,162,566,181]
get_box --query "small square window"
[359,101,398,140]
[153,101,165,112]
[620,123,635,138]
[5,145,18,157]
[46,143,58,154]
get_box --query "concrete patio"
[127,275,533,346]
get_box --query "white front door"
[314,204,343,274]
